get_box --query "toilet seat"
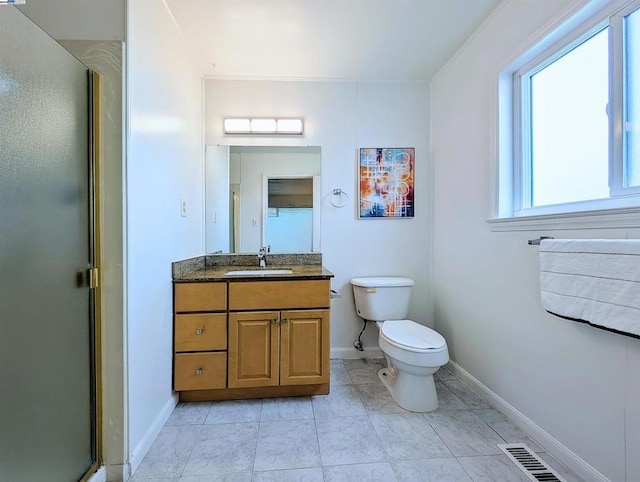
[380,320,446,352]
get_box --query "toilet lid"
[380,320,446,350]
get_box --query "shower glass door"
[0,6,97,481]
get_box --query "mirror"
[205,145,321,254]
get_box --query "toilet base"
[378,367,439,412]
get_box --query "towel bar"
[528,236,554,246]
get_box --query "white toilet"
[351,276,449,412]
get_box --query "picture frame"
[358,147,415,218]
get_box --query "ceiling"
[165,0,501,82]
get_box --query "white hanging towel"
[539,239,640,338]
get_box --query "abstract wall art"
[358,147,415,218]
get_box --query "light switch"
[180,198,187,217]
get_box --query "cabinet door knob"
[195,368,204,375]
[271,318,278,324]
[281,318,288,324]
[195,328,205,335]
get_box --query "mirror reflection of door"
[265,177,313,252]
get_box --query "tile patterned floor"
[130,359,583,482]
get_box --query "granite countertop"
[174,264,334,282]
[172,252,334,282]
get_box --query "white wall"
[127,0,204,473]
[18,0,125,41]
[205,80,431,355]
[431,1,640,480]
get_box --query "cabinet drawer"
[174,352,226,391]
[229,280,330,310]
[175,313,227,352]
[175,282,227,312]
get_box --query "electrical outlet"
[180,198,187,217]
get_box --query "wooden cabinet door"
[228,311,280,388]
[280,310,330,385]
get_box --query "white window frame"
[490,0,640,230]
[514,20,611,215]
[611,1,640,197]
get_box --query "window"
[626,6,640,186]
[509,1,640,217]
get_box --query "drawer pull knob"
[282,318,288,324]
[195,368,204,375]
[195,328,205,335]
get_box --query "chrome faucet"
[258,246,269,268]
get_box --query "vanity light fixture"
[223,117,304,135]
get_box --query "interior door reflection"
[265,177,313,253]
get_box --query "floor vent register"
[498,443,566,482]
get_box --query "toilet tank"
[351,277,414,321]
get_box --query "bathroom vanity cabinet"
[228,281,330,388]
[172,270,332,402]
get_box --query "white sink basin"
[225,269,293,275]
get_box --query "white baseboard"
[446,360,609,482]
[88,466,106,482]
[128,393,179,477]
[331,346,383,359]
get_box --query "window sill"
[487,206,640,232]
